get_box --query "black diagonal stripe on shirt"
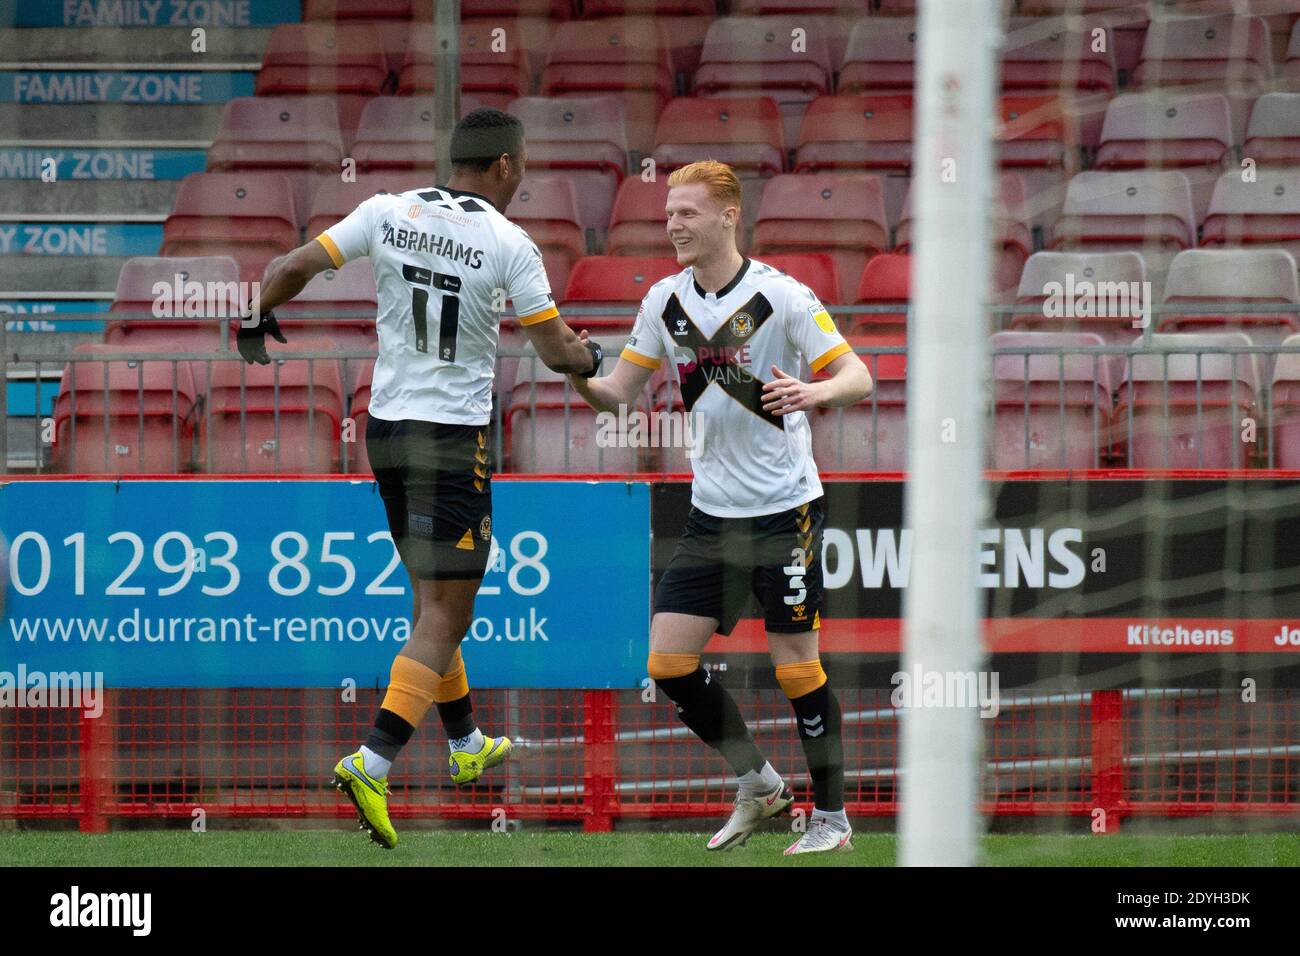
[661,291,781,429]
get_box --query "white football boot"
[706,779,794,851]
[783,814,854,855]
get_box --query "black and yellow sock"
[433,648,477,741]
[777,659,844,813]
[648,652,765,776]
[363,655,441,764]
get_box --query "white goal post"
[899,0,1002,867]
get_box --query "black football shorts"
[654,497,825,635]
[366,415,493,580]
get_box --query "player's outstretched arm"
[238,240,337,365]
[567,330,656,414]
[248,240,336,318]
[522,312,601,376]
[761,352,873,416]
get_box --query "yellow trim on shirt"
[620,348,662,370]
[315,233,344,268]
[810,341,852,374]
[518,304,559,326]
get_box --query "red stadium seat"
[731,0,864,11]
[652,96,786,179]
[896,173,1033,299]
[200,338,345,474]
[256,23,389,97]
[852,253,910,336]
[751,172,888,305]
[812,335,907,471]
[651,96,787,237]
[1133,14,1273,90]
[207,96,344,229]
[505,175,586,300]
[608,176,672,257]
[692,16,835,148]
[352,97,443,172]
[1242,92,1300,165]
[1000,20,1117,96]
[303,0,412,16]
[1159,248,1300,340]
[838,18,918,95]
[397,21,532,107]
[508,337,645,473]
[560,256,678,330]
[540,18,674,156]
[743,253,837,307]
[254,24,387,143]
[1093,92,1233,222]
[1050,170,1197,298]
[990,330,1116,469]
[300,0,415,62]
[1013,250,1149,340]
[52,344,198,475]
[793,96,913,175]
[579,1,714,79]
[1111,332,1258,469]
[458,0,572,18]
[582,0,711,12]
[997,97,1082,229]
[161,172,299,283]
[107,255,241,351]
[506,96,629,242]
[262,258,378,352]
[305,172,432,238]
[1201,166,1300,261]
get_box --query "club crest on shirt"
[479,515,492,541]
[730,312,754,337]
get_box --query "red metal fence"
[4,687,1297,832]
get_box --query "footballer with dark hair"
[238,108,603,848]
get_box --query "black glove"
[237,308,287,365]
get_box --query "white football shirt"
[621,257,852,518]
[316,185,557,426]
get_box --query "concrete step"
[0,256,129,294]
[7,329,106,361]
[0,28,271,64]
[0,104,223,143]
[0,180,179,216]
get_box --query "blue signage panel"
[0,148,208,181]
[0,71,255,103]
[0,0,301,27]
[2,299,109,333]
[0,480,650,689]
[0,223,161,257]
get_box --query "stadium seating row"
[48,326,1300,475]
[102,242,1300,356]
[186,86,1300,265]
[154,161,1300,309]
[246,13,1300,146]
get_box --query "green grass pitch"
[2,830,1298,867]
